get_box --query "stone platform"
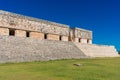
[74,43,119,57]
[0,36,119,63]
[0,36,87,63]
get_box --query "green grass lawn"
[0,57,120,80]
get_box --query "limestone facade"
[0,27,9,35]
[0,10,119,63]
[15,30,26,37]
[0,10,92,44]
[30,32,44,40]
[47,34,60,40]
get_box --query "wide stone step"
[74,43,119,57]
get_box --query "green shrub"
[118,51,120,54]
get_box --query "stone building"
[0,10,119,63]
[0,10,92,44]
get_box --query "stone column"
[74,38,79,42]
[30,32,44,39]
[47,34,59,40]
[80,38,87,44]
[0,27,9,36]
[61,36,68,41]
[88,39,92,44]
[15,30,26,37]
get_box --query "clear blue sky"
[0,0,120,50]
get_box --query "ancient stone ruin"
[0,10,119,63]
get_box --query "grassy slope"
[0,57,120,80]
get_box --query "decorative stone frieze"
[74,27,92,39]
[0,10,69,36]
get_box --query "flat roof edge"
[74,27,92,32]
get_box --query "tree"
[118,51,120,54]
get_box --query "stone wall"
[61,36,68,41]
[74,28,92,44]
[15,30,26,37]
[0,27,9,35]
[0,10,69,36]
[0,10,118,63]
[0,36,87,63]
[47,34,60,41]
[30,32,44,39]
[0,10,92,44]
[74,28,92,39]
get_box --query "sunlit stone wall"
[0,10,92,44]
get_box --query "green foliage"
[118,51,120,54]
[0,57,120,80]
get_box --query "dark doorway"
[59,35,62,41]
[87,39,89,43]
[26,31,30,37]
[9,29,15,36]
[79,38,81,42]
[44,34,47,39]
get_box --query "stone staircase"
[0,36,87,63]
[74,42,119,57]
[0,35,119,63]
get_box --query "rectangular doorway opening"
[26,31,30,37]
[44,34,47,39]
[79,38,81,43]
[9,29,15,36]
[59,35,62,41]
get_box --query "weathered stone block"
[47,34,59,40]
[30,32,44,39]
[80,38,87,44]
[0,27,9,35]
[88,39,92,44]
[61,36,68,41]
[74,27,92,39]
[74,38,79,42]
[15,30,26,37]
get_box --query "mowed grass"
[0,57,120,80]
